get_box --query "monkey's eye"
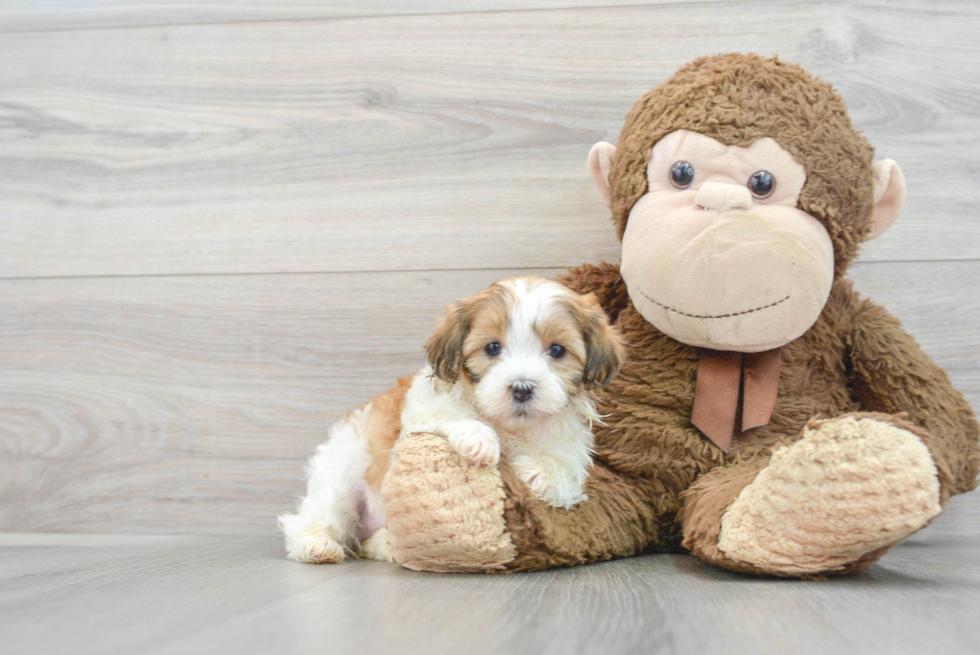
[669,161,695,189]
[548,344,566,359]
[748,170,775,198]
[485,342,501,357]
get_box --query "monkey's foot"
[717,415,943,575]
[381,432,517,572]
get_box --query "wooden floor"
[2,1,979,652]
[3,491,979,655]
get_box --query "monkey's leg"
[682,413,945,577]
[382,432,662,573]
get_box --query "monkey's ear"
[588,142,617,207]
[867,159,905,240]
[425,303,471,383]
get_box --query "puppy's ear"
[425,301,473,383]
[576,293,626,389]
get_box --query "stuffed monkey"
[380,53,980,577]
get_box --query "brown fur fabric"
[383,53,980,577]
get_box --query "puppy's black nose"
[511,381,535,403]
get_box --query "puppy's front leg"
[441,419,501,467]
[510,454,589,510]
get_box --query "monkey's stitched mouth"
[639,291,790,320]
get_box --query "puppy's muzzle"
[510,381,535,404]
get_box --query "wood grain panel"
[1,261,976,535]
[2,1,979,279]
[0,0,754,32]
[0,268,562,535]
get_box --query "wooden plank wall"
[1,0,978,536]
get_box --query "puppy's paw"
[359,527,394,562]
[284,531,347,564]
[446,420,500,467]
[511,456,586,509]
[279,511,351,564]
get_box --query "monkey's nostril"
[510,381,535,403]
[694,181,753,211]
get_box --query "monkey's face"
[620,130,835,353]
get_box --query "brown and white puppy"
[279,276,625,564]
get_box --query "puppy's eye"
[669,161,695,189]
[484,342,501,357]
[548,344,566,359]
[748,170,775,198]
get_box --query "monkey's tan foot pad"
[717,415,942,575]
[381,432,517,572]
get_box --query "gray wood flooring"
[3,491,979,655]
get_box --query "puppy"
[278,276,625,564]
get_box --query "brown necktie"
[690,348,781,453]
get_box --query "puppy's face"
[426,277,625,427]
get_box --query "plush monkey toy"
[380,53,980,577]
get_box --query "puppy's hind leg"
[360,526,393,562]
[278,407,373,563]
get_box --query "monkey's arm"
[847,290,980,495]
[382,431,662,572]
[556,263,629,323]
